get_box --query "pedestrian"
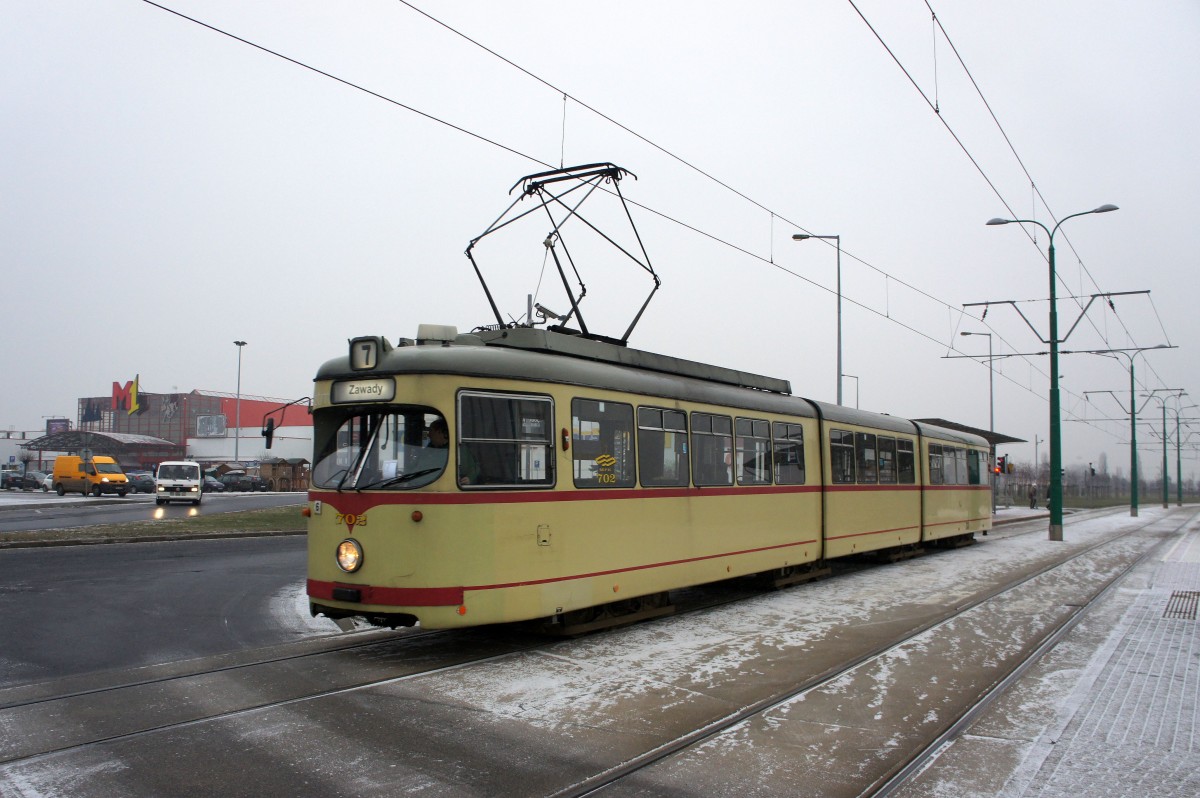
[1028,484,1037,509]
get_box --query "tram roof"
[317,327,812,418]
[913,418,1025,448]
[808,401,918,436]
[315,326,988,446]
[476,326,792,394]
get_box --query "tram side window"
[736,418,772,485]
[955,447,969,485]
[942,446,958,484]
[830,429,855,484]
[458,392,554,487]
[856,432,878,484]
[572,399,635,488]
[637,407,690,487]
[897,439,915,484]
[878,436,897,484]
[967,449,982,485]
[928,443,944,485]
[692,413,733,486]
[773,422,806,485]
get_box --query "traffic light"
[995,456,1006,475]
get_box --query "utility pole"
[987,205,1119,540]
[1077,344,1174,516]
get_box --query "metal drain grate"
[1163,591,1199,620]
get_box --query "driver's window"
[361,411,447,489]
[311,408,448,489]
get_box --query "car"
[3,470,46,491]
[202,475,226,493]
[218,472,245,491]
[40,472,54,492]
[244,474,269,491]
[126,472,156,494]
[17,471,47,491]
[219,471,268,491]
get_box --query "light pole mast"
[987,204,1118,541]
[792,234,842,405]
[1163,399,1169,509]
[234,340,247,462]
[1078,345,1173,516]
[1175,401,1198,506]
[960,331,994,512]
[1139,390,1184,511]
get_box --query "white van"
[155,460,203,506]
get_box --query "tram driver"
[427,418,450,451]
[427,418,479,485]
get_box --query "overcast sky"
[3,1,1198,480]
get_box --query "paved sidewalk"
[900,508,1200,797]
[1007,528,1200,797]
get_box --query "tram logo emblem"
[595,454,617,469]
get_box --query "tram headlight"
[336,538,364,573]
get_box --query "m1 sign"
[112,375,146,416]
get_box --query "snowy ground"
[897,506,1200,798]
[1,504,1193,797]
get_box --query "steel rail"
[549,507,1180,798]
[867,508,1198,797]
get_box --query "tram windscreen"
[312,407,447,490]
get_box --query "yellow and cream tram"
[296,324,991,631]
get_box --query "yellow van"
[52,455,129,497]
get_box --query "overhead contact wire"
[923,1,1166,386]
[139,0,1133,432]
[139,0,553,171]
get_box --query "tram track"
[870,506,1200,798]
[547,506,1198,798]
[0,626,406,711]
[1,506,1186,797]
[0,577,797,767]
[0,625,540,767]
[0,573,803,773]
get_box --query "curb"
[0,528,306,550]
[993,512,1050,527]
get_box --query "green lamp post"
[987,204,1118,540]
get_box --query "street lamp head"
[791,234,811,241]
[1092,203,1119,214]
[985,217,1011,226]
[234,340,247,347]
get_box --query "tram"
[270,162,991,632]
[288,323,992,631]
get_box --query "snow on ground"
[272,580,342,635]
[423,508,1163,730]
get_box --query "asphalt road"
[0,534,326,688]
